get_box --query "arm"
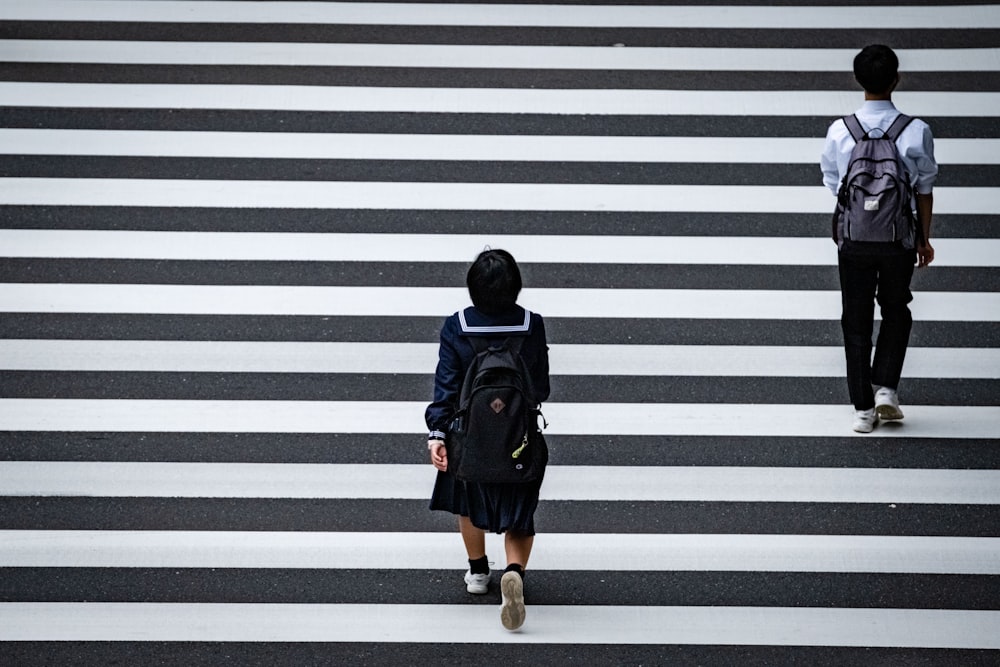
[425,318,464,471]
[909,122,937,268]
[915,192,934,268]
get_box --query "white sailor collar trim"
[458,307,531,334]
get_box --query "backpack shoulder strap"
[842,114,866,143]
[467,336,489,354]
[884,113,914,142]
[506,336,525,355]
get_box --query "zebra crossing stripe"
[4,462,999,504]
[3,340,997,378]
[1,602,999,647]
[3,83,1000,117]
[1,399,998,438]
[3,129,999,164]
[3,178,997,214]
[4,1,1000,29]
[2,531,999,575]
[3,129,998,164]
[4,41,999,72]
[3,230,997,266]
[2,284,997,321]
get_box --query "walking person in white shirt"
[820,44,938,433]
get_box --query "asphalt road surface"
[1,1,999,664]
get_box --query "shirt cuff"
[428,430,447,441]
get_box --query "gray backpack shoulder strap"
[884,113,914,142]
[842,114,866,142]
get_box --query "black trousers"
[837,242,916,410]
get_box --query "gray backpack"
[835,113,917,245]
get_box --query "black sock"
[468,555,490,575]
[503,563,524,580]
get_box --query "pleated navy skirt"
[429,470,542,535]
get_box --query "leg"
[838,250,879,410]
[459,515,491,594]
[872,250,916,391]
[504,530,534,570]
[500,530,533,631]
[458,515,486,559]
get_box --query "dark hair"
[466,248,522,315]
[854,44,899,95]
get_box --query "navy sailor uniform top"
[425,305,550,439]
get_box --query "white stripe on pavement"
[2,341,997,379]
[1,179,997,215]
[3,129,997,166]
[3,1,998,29]
[3,462,999,504]
[2,130,994,165]
[3,530,998,574]
[2,83,997,117]
[4,41,998,72]
[1,400,998,439]
[2,603,999,648]
[2,284,996,321]
[2,230,995,267]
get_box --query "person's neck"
[864,92,892,102]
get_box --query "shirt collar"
[861,100,898,113]
[458,306,531,335]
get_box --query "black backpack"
[835,113,917,245]
[447,336,547,484]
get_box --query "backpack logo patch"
[490,397,506,414]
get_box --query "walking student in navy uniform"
[425,249,551,631]
[821,44,938,433]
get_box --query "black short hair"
[466,248,522,315]
[854,44,899,95]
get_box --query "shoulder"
[826,115,848,131]
[823,117,853,152]
[439,312,464,342]
[900,115,933,138]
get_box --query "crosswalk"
[1,0,999,661]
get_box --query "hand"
[428,439,448,472]
[917,240,934,268]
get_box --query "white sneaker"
[500,571,526,631]
[464,570,490,595]
[852,408,878,433]
[874,387,904,421]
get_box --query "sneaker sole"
[875,404,904,421]
[500,572,525,631]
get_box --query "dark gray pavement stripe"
[3,207,997,238]
[3,432,997,469]
[2,568,997,609]
[3,372,996,406]
[5,64,996,92]
[2,109,996,139]
[3,497,998,536]
[0,157,839,186]
[4,21,997,48]
[2,644,995,667]
[3,315,995,348]
[4,260,995,292]
[3,156,992,187]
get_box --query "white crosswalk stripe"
[1,0,998,661]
